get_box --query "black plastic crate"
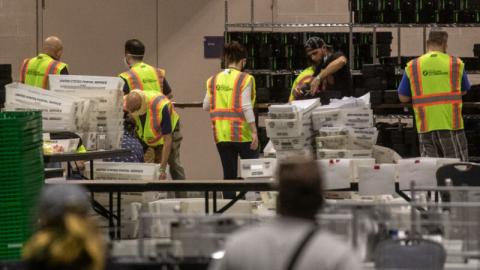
[419,0,439,9]
[383,90,400,104]
[381,0,400,10]
[438,9,456,23]
[462,57,480,71]
[256,88,271,103]
[370,90,384,104]
[418,9,438,23]
[440,0,461,9]
[0,64,12,80]
[466,0,480,9]
[457,10,477,23]
[474,44,480,57]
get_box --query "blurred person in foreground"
[209,160,361,270]
[22,185,106,270]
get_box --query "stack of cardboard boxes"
[265,99,319,161]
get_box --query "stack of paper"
[265,99,319,160]
[312,96,377,160]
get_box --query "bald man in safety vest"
[398,31,471,161]
[124,90,185,181]
[19,36,68,89]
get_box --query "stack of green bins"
[0,111,43,260]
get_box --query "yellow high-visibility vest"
[405,51,464,133]
[206,69,256,143]
[20,54,67,89]
[119,62,165,93]
[131,91,179,146]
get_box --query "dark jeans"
[216,142,259,199]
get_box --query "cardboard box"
[316,149,373,159]
[276,148,314,161]
[316,135,349,149]
[239,158,277,178]
[265,118,312,138]
[271,136,313,151]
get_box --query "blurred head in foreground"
[276,159,324,221]
[23,185,105,270]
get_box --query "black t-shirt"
[316,51,353,97]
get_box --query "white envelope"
[318,159,351,190]
[358,164,396,196]
[398,158,438,190]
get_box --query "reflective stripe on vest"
[410,55,463,132]
[126,70,143,90]
[42,60,62,89]
[208,75,218,142]
[20,59,30,83]
[147,94,167,144]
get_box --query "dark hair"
[222,41,247,65]
[276,160,324,220]
[427,31,448,46]
[125,39,145,61]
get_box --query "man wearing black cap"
[290,36,352,104]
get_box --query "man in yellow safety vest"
[20,36,68,89]
[398,31,471,161]
[119,39,173,98]
[124,90,185,180]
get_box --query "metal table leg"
[205,191,210,214]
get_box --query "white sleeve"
[203,90,210,111]
[242,81,255,123]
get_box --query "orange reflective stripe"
[234,72,248,110]
[450,56,461,92]
[20,59,30,83]
[418,106,428,132]
[209,75,217,110]
[42,61,56,89]
[208,75,219,143]
[413,100,461,107]
[210,111,244,118]
[452,103,461,129]
[48,61,61,75]
[410,59,422,97]
[412,92,462,105]
[149,95,167,138]
[128,70,143,89]
[232,72,248,141]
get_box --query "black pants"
[216,142,259,199]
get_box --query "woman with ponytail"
[203,42,259,199]
[22,185,106,270]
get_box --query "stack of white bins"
[265,99,319,161]
[49,75,124,150]
[4,83,90,132]
[312,97,377,160]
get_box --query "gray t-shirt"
[210,217,361,270]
